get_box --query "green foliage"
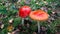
[0,0,60,34]
[13,17,21,27]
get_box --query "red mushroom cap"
[19,6,31,18]
[29,10,49,21]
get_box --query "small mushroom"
[19,6,31,25]
[29,10,49,34]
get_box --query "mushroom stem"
[22,18,24,25]
[37,21,40,34]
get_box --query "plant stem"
[22,18,24,25]
[37,21,40,34]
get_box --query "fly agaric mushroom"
[29,10,49,34]
[19,6,31,25]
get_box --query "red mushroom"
[29,10,49,34]
[19,6,31,18]
[19,6,31,25]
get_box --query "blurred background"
[0,0,60,34]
